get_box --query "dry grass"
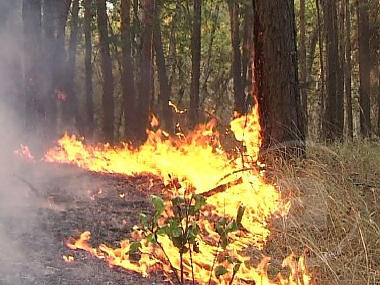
[264,140,380,285]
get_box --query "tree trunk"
[66,0,80,131]
[84,0,94,136]
[242,2,253,103]
[253,0,305,158]
[22,0,42,134]
[299,0,308,134]
[189,0,201,128]
[55,0,72,128]
[97,0,115,143]
[154,3,173,133]
[41,0,57,137]
[121,0,137,140]
[316,0,325,137]
[357,0,371,137]
[228,0,244,114]
[136,0,155,140]
[321,0,344,141]
[345,0,353,139]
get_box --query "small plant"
[130,189,246,285]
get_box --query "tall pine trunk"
[321,0,344,141]
[345,0,353,139]
[97,0,115,143]
[22,0,42,134]
[136,0,155,140]
[189,0,201,128]
[357,0,371,137]
[66,0,80,131]
[228,0,244,114]
[299,0,308,134]
[84,0,94,136]
[253,1,305,158]
[154,3,172,133]
[121,0,136,140]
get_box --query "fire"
[24,104,310,284]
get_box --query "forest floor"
[0,158,169,285]
[0,140,379,285]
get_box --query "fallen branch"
[201,177,243,197]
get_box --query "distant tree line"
[0,0,379,156]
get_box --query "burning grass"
[15,102,380,284]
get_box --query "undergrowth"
[264,139,380,285]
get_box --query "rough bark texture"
[55,0,72,129]
[189,0,201,128]
[121,0,137,140]
[97,0,115,143]
[136,0,155,140]
[253,0,305,158]
[357,0,371,137]
[66,0,80,131]
[345,0,353,139]
[22,0,42,135]
[41,0,57,137]
[228,0,244,114]
[154,6,173,133]
[242,2,253,104]
[321,0,344,141]
[299,0,308,134]
[84,0,94,136]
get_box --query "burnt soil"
[0,158,171,285]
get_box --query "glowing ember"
[23,105,310,284]
[62,255,74,263]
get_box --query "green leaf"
[172,236,183,249]
[233,262,242,273]
[221,235,229,249]
[171,196,185,206]
[236,205,246,226]
[215,265,228,277]
[193,194,206,212]
[139,213,149,229]
[127,241,141,255]
[226,221,238,233]
[146,233,156,243]
[171,226,183,238]
[156,225,169,236]
[151,195,165,215]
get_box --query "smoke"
[0,1,46,284]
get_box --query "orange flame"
[29,104,309,284]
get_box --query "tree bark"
[321,0,344,141]
[253,0,305,159]
[242,2,253,103]
[154,3,173,133]
[344,0,353,139]
[316,0,325,137]
[136,0,155,140]
[228,0,244,114]
[357,0,371,137]
[66,0,80,131]
[121,0,137,140]
[22,0,42,134]
[84,0,94,136]
[189,0,201,128]
[299,0,308,134]
[97,0,115,143]
[55,0,72,128]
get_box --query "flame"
[14,145,34,160]
[27,104,310,284]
